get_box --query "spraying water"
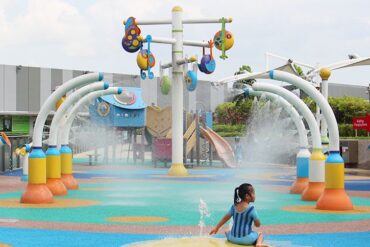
[68,103,132,163]
[242,96,300,165]
[198,198,211,236]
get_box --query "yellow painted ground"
[150,174,216,178]
[128,237,257,247]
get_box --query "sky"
[0,0,369,86]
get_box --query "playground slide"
[200,127,236,168]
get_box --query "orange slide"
[200,127,236,168]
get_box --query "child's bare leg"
[255,232,269,247]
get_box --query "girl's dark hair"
[234,183,254,205]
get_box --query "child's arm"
[254,218,261,227]
[252,206,261,227]
[209,214,231,235]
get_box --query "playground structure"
[89,87,147,164]
[216,69,353,211]
[122,6,234,176]
[146,105,235,168]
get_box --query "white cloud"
[0,0,95,56]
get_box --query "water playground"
[0,5,369,247]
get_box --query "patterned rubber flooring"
[0,162,369,247]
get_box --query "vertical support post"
[320,68,330,154]
[168,6,188,176]
[133,130,137,164]
[112,128,118,163]
[183,110,187,164]
[94,148,98,161]
[104,130,108,163]
[9,138,13,171]
[209,142,213,165]
[141,128,145,164]
[196,111,200,166]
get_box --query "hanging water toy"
[185,57,198,91]
[213,17,234,59]
[185,70,197,91]
[136,35,156,80]
[122,17,143,53]
[198,40,216,74]
[160,75,171,95]
[159,62,171,95]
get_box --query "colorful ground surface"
[0,160,369,247]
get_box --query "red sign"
[352,115,369,131]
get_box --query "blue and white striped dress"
[226,204,259,245]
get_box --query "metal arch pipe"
[269,70,339,151]
[48,81,109,146]
[32,72,103,147]
[252,83,326,200]
[252,83,321,150]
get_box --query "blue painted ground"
[0,227,369,247]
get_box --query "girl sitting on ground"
[210,183,268,247]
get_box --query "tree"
[232,65,256,89]
[232,65,256,105]
[293,64,304,77]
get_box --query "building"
[329,83,369,100]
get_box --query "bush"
[215,99,253,124]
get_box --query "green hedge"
[213,124,246,133]
[216,131,243,137]
[213,124,246,137]
[304,96,369,124]
[338,124,368,137]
